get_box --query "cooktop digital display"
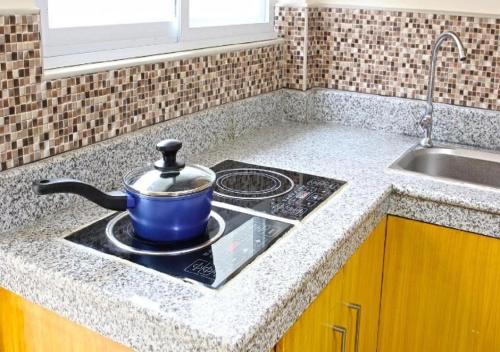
[212,160,346,221]
[65,160,346,289]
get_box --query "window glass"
[47,0,176,29]
[189,0,268,28]
[38,0,276,68]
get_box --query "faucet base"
[420,137,433,148]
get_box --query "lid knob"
[154,139,186,171]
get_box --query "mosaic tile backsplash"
[308,8,500,111]
[1,7,499,171]
[0,14,283,171]
[275,7,308,90]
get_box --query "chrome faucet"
[419,31,467,148]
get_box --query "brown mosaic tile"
[2,8,499,172]
[308,7,500,111]
[275,7,308,90]
[0,14,283,171]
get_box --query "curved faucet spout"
[426,31,467,107]
[420,31,467,148]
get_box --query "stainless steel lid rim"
[123,164,216,197]
[123,183,214,198]
[123,163,216,197]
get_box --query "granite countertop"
[1,122,499,352]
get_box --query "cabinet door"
[341,217,386,352]
[0,289,130,352]
[378,216,500,352]
[276,269,345,352]
[276,217,387,352]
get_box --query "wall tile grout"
[1,7,499,172]
[0,14,284,171]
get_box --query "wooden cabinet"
[275,216,500,352]
[276,266,345,352]
[276,218,387,352]
[0,289,130,352]
[341,218,386,352]
[378,216,500,352]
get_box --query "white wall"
[277,0,308,5]
[0,0,38,14]
[1,0,498,17]
[279,0,500,15]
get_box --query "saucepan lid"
[123,140,215,197]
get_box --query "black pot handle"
[33,179,128,211]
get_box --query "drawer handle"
[348,303,361,352]
[333,325,347,352]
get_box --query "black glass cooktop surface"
[66,207,293,289]
[212,160,346,221]
[65,160,346,289]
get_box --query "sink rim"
[388,144,500,190]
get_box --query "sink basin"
[389,145,500,189]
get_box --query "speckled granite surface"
[1,119,499,350]
[389,193,500,237]
[0,90,285,233]
[286,88,500,151]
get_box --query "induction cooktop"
[65,160,346,288]
[211,160,345,221]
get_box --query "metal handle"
[333,325,347,352]
[348,303,361,352]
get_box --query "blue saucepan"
[33,139,216,243]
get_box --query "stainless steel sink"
[389,146,500,189]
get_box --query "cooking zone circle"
[106,211,225,256]
[214,168,294,200]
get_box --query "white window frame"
[39,0,277,70]
[180,0,277,48]
[38,0,180,68]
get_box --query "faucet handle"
[419,114,433,148]
[419,114,433,131]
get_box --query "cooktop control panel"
[212,160,346,221]
[271,179,344,219]
[67,207,292,288]
[182,212,292,286]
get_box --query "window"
[190,0,269,27]
[38,0,277,69]
[181,0,275,46]
[39,0,179,68]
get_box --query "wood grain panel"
[341,217,386,352]
[276,217,387,352]
[0,288,130,352]
[276,269,345,352]
[378,216,500,352]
